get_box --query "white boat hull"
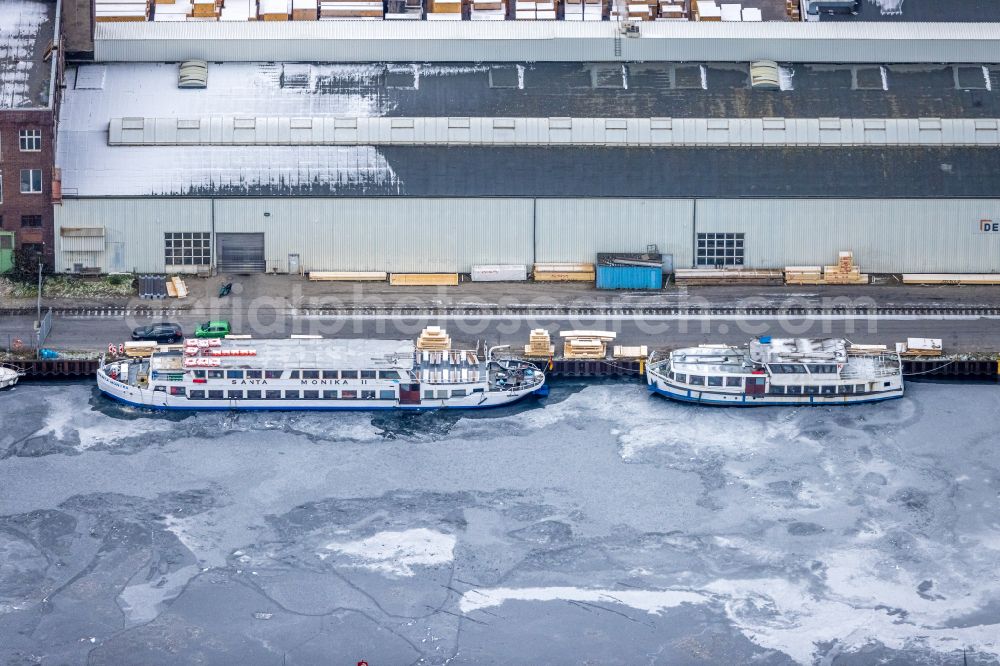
[647,375,903,407]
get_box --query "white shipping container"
[471,264,529,282]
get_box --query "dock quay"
[6,355,997,382]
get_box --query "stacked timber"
[524,329,555,358]
[259,0,290,18]
[786,0,800,20]
[153,0,193,20]
[292,0,319,18]
[561,330,616,359]
[848,343,888,355]
[533,263,596,282]
[389,273,460,286]
[385,0,424,18]
[784,266,824,285]
[95,0,150,22]
[219,0,255,19]
[165,275,189,298]
[823,251,868,285]
[897,338,943,357]
[191,0,222,19]
[319,0,382,17]
[693,0,721,19]
[901,274,1000,286]
[656,0,688,19]
[674,268,784,286]
[308,271,388,282]
[417,327,451,351]
[471,0,507,19]
[124,341,158,358]
[564,0,602,20]
[426,0,463,19]
[613,345,649,359]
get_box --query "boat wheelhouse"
[646,337,903,406]
[97,337,545,411]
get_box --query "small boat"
[0,363,25,390]
[646,337,904,406]
[97,337,546,411]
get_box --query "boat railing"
[839,352,903,379]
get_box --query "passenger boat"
[97,337,546,411]
[646,337,904,406]
[0,363,25,390]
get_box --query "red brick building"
[0,0,62,270]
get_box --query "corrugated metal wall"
[54,197,1000,275]
[693,199,1000,273]
[535,199,694,267]
[94,21,1000,64]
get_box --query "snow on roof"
[0,0,55,109]
[58,62,404,196]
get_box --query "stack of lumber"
[292,0,319,18]
[533,263,596,282]
[564,0,602,19]
[308,271,387,282]
[471,0,507,19]
[655,1,688,19]
[426,0,462,19]
[822,251,868,285]
[674,268,784,286]
[524,329,555,358]
[693,0,721,19]
[784,266,824,285]
[901,274,1000,285]
[259,0,290,19]
[848,343,888,355]
[95,0,150,22]
[897,338,943,357]
[191,0,222,19]
[153,1,193,20]
[389,273,459,286]
[560,330,616,359]
[786,0,800,20]
[165,275,189,298]
[613,345,649,359]
[385,0,423,18]
[219,0,255,19]
[417,327,451,351]
[124,341,158,358]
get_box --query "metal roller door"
[216,233,265,273]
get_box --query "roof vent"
[750,60,780,90]
[178,60,209,89]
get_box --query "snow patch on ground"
[322,528,456,577]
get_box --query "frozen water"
[0,379,999,664]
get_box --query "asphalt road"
[2,312,999,354]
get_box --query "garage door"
[216,233,265,273]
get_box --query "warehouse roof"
[0,0,56,109]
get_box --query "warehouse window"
[164,232,211,266]
[19,130,42,152]
[696,232,744,267]
[21,215,42,228]
[20,169,43,194]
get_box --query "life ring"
[109,368,119,380]
[108,343,116,355]
[13,339,24,351]
[118,344,125,355]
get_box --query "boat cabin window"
[771,386,785,394]
[322,370,339,380]
[323,390,337,399]
[707,376,724,387]
[361,390,376,399]
[808,364,839,375]
[266,390,282,399]
[380,390,396,399]
[247,370,262,379]
[437,390,449,399]
[770,364,807,374]
[227,370,243,380]
[208,370,224,379]
[289,371,300,380]
[786,386,802,394]
[838,385,854,394]
[361,370,376,379]
[674,373,686,383]
[208,390,224,399]
[247,390,262,399]
[189,390,205,399]
[169,386,185,396]
[303,370,320,380]
[304,390,320,399]
[424,390,434,399]
[265,370,282,379]
[689,375,705,386]
[342,371,359,379]
[378,370,399,380]
[725,376,742,387]
[821,386,836,394]
[192,370,206,379]
[153,385,166,393]
[284,390,300,399]
[228,390,242,399]
[342,390,357,399]
[804,386,819,395]
[855,384,866,393]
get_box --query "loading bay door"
[216,233,265,273]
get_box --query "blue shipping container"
[596,265,663,290]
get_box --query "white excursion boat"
[0,363,25,390]
[646,337,904,406]
[97,337,546,411]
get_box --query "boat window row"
[190,369,403,380]
[768,363,839,375]
[184,389,399,400]
[671,373,744,387]
[771,384,866,395]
